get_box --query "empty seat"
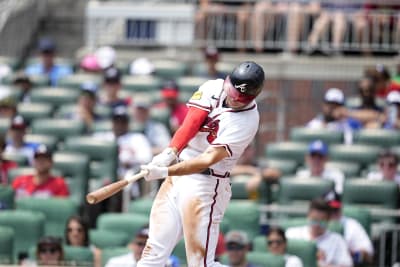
[16,197,78,237]
[3,74,49,87]
[153,60,187,79]
[258,158,298,176]
[354,129,400,148]
[31,119,85,142]
[24,134,58,151]
[0,117,11,135]
[0,185,15,210]
[30,87,80,106]
[17,102,53,123]
[265,142,308,166]
[89,229,129,249]
[329,144,381,168]
[176,76,208,93]
[290,127,343,145]
[0,226,14,265]
[64,246,94,266]
[55,104,111,119]
[128,198,154,216]
[220,252,285,267]
[325,161,361,178]
[230,174,252,200]
[101,247,130,267]
[7,167,35,182]
[97,213,149,238]
[122,75,161,93]
[58,73,101,90]
[2,152,28,166]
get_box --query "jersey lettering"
[199,117,220,143]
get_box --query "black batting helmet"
[224,61,265,103]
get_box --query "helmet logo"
[234,83,248,93]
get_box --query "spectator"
[0,134,17,185]
[5,115,38,165]
[129,57,155,76]
[154,80,188,134]
[224,230,261,267]
[12,73,33,102]
[0,88,17,118]
[99,67,129,109]
[286,198,353,267]
[379,91,400,129]
[65,215,101,267]
[25,37,73,86]
[12,144,69,199]
[296,140,345,194]
[367,150,400,186]
[323,190,374,265]
[94,46,116,70]
[79,54,101,73]
[266,227,303,267]
[202,46,225,79]
[354,75,383,112]
[35,236,64,266]
[132,96,171,155]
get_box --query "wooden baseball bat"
[86,170,148,205]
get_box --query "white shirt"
[296,168,345,194]
[182,79,259,175]
[341,216,374,256]
[105,252,136,267]
[367,171,400,186]
[284,254,303,267]
[307,115,354,145]
[286,225,353,267]
[143,120,171,150]
[5,143,36,165]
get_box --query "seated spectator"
[286,198,353,267]
[0,88,17,118]
[296,140,345,194]
[25,37,73,86]
[99,67,129,109]
[323,190,374,265]
[94,46,116,70]
[224,230,261,267]
[35,236,64,266]
[354,75,384,112]
[0,134,17,185]
[307,88,360,144]
[154,80,188,134]
[129,57,155,76]
[367,150,400,186]
[12,73,33,102]
[132,97,171,155]
[65,215,101,267]
[266,227,303,267]
[5,115,38,165]
[12,144,69,199]
[202,46,225,79]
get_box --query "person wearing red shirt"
[0,135,17,185]
[12,144,69,199]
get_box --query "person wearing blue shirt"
[25,38,73,86]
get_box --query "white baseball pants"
[137,173,231,267]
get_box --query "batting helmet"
[224,61,265,103]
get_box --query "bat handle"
[125,169,149,183]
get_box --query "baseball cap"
[322,190,342,209]
[104,67,121,83]
[10,115,26,130]
[204,46,219,60]
[135,226,149,238]
[95,46,116,69]
[161,80,179,99]
[225,230,249,246]
[324,88,344,105]
[308,140,328,156]
[112,106,129,120]
[38,38,56,53]
[130,57,155,76]
[386,91,400,105]
[80,54,100,72]
[34,144,52,158]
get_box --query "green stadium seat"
[343,206,371,236]
[30,87,80,106]
[101,247,130,267]
[278,218,343,234]
[89,229,130,249]
[325,161,361,178]
[172,239,186,265]
[329,144,381,168]
[31,119,85,142]
[290,127,343,145]
[16,197,78,237]
[0,210,45,260]
[222,200,260,239]
[191,62,233,77]
[220,252,285,267]
[230,174,252,200]
[55,104,112,119]
[258,158,298,176]
[92,120,112,132]
[97,213,149,239]
[122,75,161,93]
[7,167,35,182]
[0,117,11,135]
[2,74,49,87]
[265,142,308,166]
[0,226,14,265]
[2,152,28,166]
[63,136,118,183]
[0,56,18,70]
[150,105,171,127]
[17,102,53,123]
[176,76,208,93]
[354,129,400,148]
[253,236,317,267]
[0,185,14,209]
[24,134,58,151]
[53,151,90,204]
[128,198,154,216]
[58,73,102,90]
[64,246,94,266]
[153,60,187,79]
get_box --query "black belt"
[201,168,230,178]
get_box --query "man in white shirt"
[296,140,345,194]
[367,150,400,186]
[286,198,353,267]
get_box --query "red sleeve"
[55,177,70,197]
[11,176,23,190]
[170,106,209,153]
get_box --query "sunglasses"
[379,161,397,168]
[67,227,83,233]
[39,247,59,254]
[226,243,245,251]
[267,239,284,246]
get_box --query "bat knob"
[86,194,97,204]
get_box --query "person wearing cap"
[5,115,38,165]
[367,149,400,186]
[100,66,129,109]
[94,46,116,70]
[25,37,73,86]
[12,144,69,199]
[286,198,353,267]
[130,57,155,76]
[12,73,33,102]
[202,46,225,80]
[133,96,171,155]
[323,190,374,265]
[0,87,17,118]
[35,236,64,266]
[0,134,17,186]
[225,230,261,267]
[296,140,345,194]
[154,80,188,134]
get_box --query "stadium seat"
[64,246,94,266]
[222,200,260,239]
[58,73,101,90]
[89,229,130,249]
[55,104,112,119]
[7,167,35,182]
[31,119,85,142]
[278,177,334,205]
[92,120,112,132]
[101,247,130,267]
[121,75,161,93]
[343,206,371,236]
[16,197,78,237]
[354,129,400,148]
[128,198,154,216]
[345,96,385,110]
[0,117,11,135]
[289,127,343,145]
[230,174,252,200]
[24,134,58,151]
[17,102,53,123]
[30,87,80,106]
[325,161,361,178]
[172,239,186,265]
[258,158,298,176]
[149,105,171,127]
[63,136,118,183]
[220,252,285,267]
[0,210,45,260]
[253,236,317,267]
[176,76,208,93]
[278,218,343,234]
[329,144,381,168]
[0,185,14,210]
[0,56,18,70]
[153,60,187,79]
[0,226,14,265]
[97,213,149,238]
[2,152,28,166]
[265,142,308,166]
[2,74,49,87]
[52,151,90,204]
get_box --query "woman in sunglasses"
[267,227,303,267]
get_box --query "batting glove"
[141,164,168,181]
[151,147,178,167]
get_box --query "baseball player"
[137,61,265,267]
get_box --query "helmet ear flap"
[230,61,265,97]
